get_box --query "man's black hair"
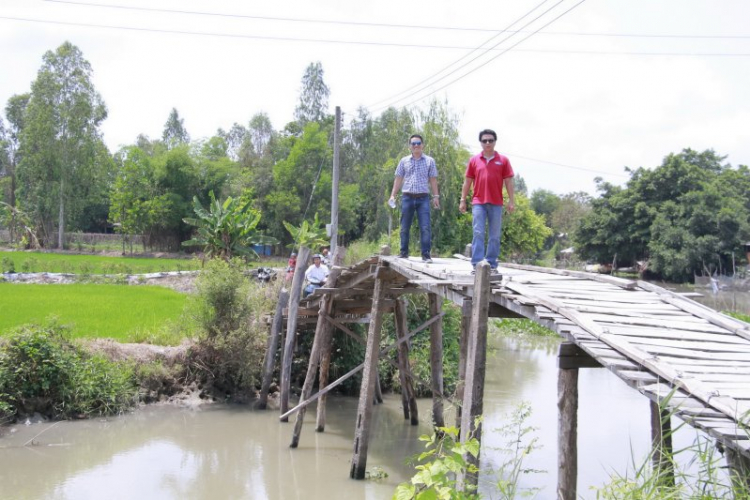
[409,134,423,143]
[478,129,497,141]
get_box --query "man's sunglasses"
[410,141,422,146]
[481,139,495,144]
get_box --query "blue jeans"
[471,203,503,268]
[400,195,431,259]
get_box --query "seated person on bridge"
[303,254,330,297]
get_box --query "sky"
[1,0,749,196]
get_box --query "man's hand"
[432,196,440,209]
[459,199,467,214]
[506,200,516,213]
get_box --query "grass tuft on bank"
[0,283,188,343]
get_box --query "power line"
[367,0,557,109]
[42,0,750,39]
[392,0,591,112]
[508,153,630,178]
[2,15,748,58]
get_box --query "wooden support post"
[725,447,750,496]
[429,293,445,428]
[280,246,311,421]
[456,298,472,429]
[314,246,345,432]
[649,400,674,487]
[558,343,579,500]
[395,298,419,425]
[258,287,289,409]
[290,254,344,447]
[458,262,490,491]
[315,319,334,432]
[380,244,391,256]
[375,370,384,404]
[350,266,389,480]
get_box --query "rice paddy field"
[0,283,188,342]
[0,250,200,275]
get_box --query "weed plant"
[0,283,187,342]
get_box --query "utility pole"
[330,106,341,255]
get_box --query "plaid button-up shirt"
[395,154,438,194]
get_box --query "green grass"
[0,283,188,342]
[0,250,201,274]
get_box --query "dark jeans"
[400,194,431,259]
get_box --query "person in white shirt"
[320,247,331,267]
[304,254,330,297]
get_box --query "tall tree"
[162,108,190,149]
[2,95,30,226]
[294,62,330,126]
[16,42,108,248]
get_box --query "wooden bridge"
[260,250,750,498]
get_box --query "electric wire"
[367,0,555,109]
[385,0,590,112]
[1,15,748,57]
[508,153,630,178]
[42,0,750,39]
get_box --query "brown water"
[0,333,717,499]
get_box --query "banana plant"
[283,212,328,251]
[183,191,277,261]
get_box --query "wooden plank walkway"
[296,255,750,459]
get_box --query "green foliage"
[183,191,276,260]
[394,426,480,500]
[502,194,553,259]
[575,149,750,281]
[283,212,328,250]
[295,62,331,126]
[0,323,136,420]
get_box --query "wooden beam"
[280,245,311,421]
[429,293,445,428]
[456,298,472,429]
[502,262,638,290]
[350,266,388,480]
[558,343,602,370]
[558,358,579,500]
[291,250,344,447]
[395,298,417,423]
[458,262,490,491]
[258,287,289,409]
[649,400,674,487]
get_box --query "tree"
[16,42,109,248]
[162,108,190,149]
[574,149,750,281]
[294,62,330,126]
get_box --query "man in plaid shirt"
[389,134,440,263]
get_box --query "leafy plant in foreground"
[394,425,480,500]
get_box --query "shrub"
[186,258,278,399]
[0,323,137,420]
[1,256,14,273]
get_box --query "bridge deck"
[299,255,750,457]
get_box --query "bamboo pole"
[456,298,472,429]
[558,347,579,500]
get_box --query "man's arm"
[459,177,473,214]
[504,177,515,213]
[429,177,440,209]
[389,176,404,203]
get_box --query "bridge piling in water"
[457,262,491,491]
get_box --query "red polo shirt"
[465,152,514,205]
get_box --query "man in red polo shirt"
[459,129,515,272]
